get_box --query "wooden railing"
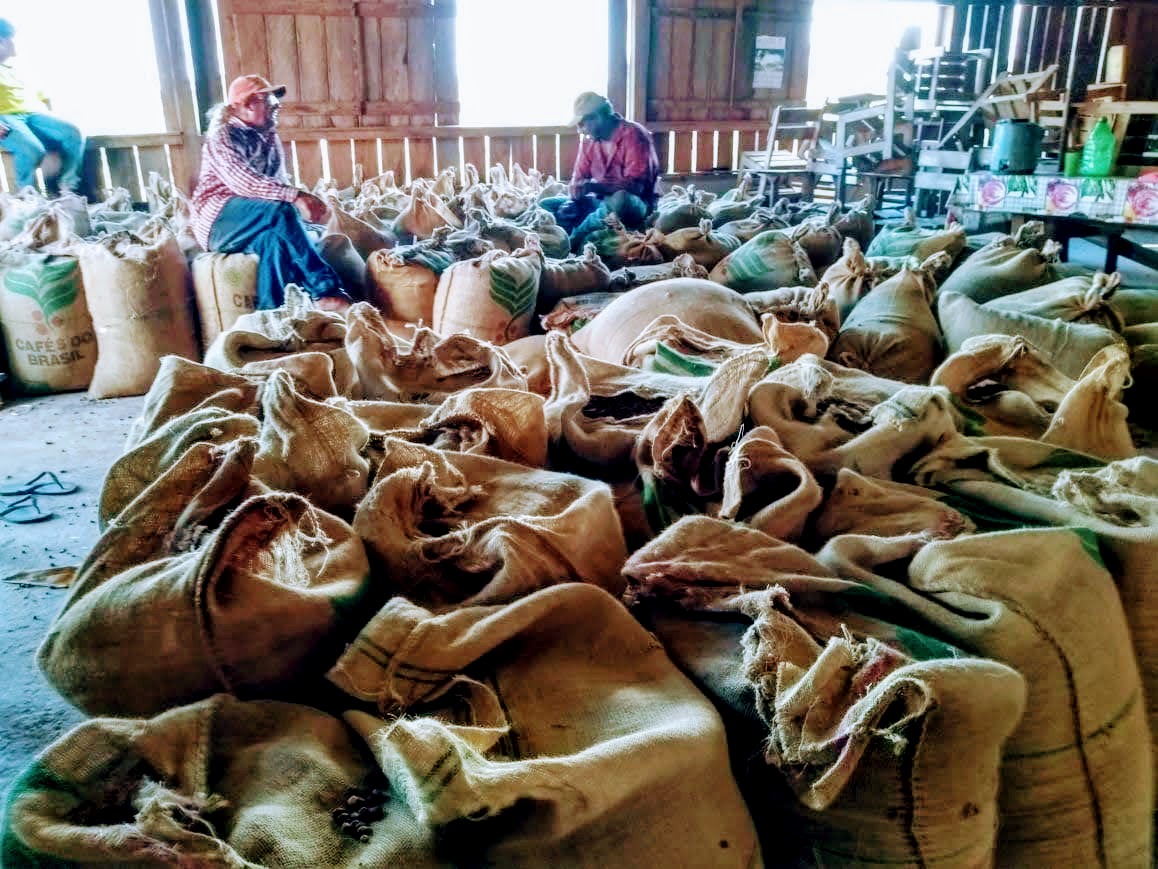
[0,121,772,202]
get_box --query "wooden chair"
[936,65,1059,150]
[911,146,975,217]
[1026,88,1070,163]
[738,105,824,203]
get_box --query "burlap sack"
[788,216,843,270]
[654,185,714,233]
[931,334,1077,439]
[708,229,818,291]
[572,277,762,364]
[501,333,551,394]
[706,174,760,225]
[745,283,841,345]
[938,226,1060,302]
[538,242,613,306]
[365,242,455,323]
[865,209,966,262]
[1050,456,1158,527]
[1124,322,1158,347]
[620,314,761,371]
[391,186,461,242]
[100,406,260,526]
[324,583,760,867]
[587,214,665,269]
[607,253,709,291]
[821,237,875,321]
[544,331,705,476]
[9,198,88,249]
[2,695,432,867]
[634,353,780,532]
[432,239,544,345]
[622,516,1025,868]
[832,196,875,252]
[0,250,96,393]
[431,164,458,198]
[514,208,570,258]
[716,207,790,244]
[325,199,395,260]
[251,369,370,513]
[819,530,1153,866]
[830,252,949,384]
[345,303,527,402]
[125,356,261,448]
[747,354,905,463]
[79,229,198,399]
[320,233,368,296]
[353,438,627,606]
[40,487,373,717]
[813,468,973,543]
[658,218,741,268]
[1109,288,1158,326]
[985,271,1124,331]
[938,290,1125,379]
[717,425,823,540]
[191,251,259,352]
[204,284,356,395]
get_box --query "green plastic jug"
[1080,117,1117,177]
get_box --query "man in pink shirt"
[191,74,351,311]
[545,92,660,250]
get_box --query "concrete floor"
[0,237,1154,805]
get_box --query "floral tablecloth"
[960,172,1158,225]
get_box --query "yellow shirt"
[0,63,49,115]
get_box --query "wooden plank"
[462,136,485,176]
[378,14,409,125]
[326,14,358,128]
[1039,7,1061,77]
[669,130,692,174]
[295,141,325,187]
[709,16,732,108]
[653,128,670,175]
[1024,5,1044,75]
[432,0,459,124]
[266,15,300,125]
[650,6,673,120]
[379,138,406,179]
[361,16,384,125]
[695,129,715,172]
[354,138,380,178]
[104,147,140,200]
[409,136,435,180]
[328,138,355,187]
[1053,6,1077,89]
[558,133,581,179]
[489,136,513,175]
[535,133,556,176]
[296,15,329,128]
[608,0,628,112]
[669,3,695,116]
[227,12,268,84]
[511,135,535,174]
[137,145,171,186]
[436,136,460,180]
[689,15,712,122]
[407,11,436,127]
[631,0,650,121]
[967,2,986,53]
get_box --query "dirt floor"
[0,392,142,795]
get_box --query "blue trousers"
[0,112,85,191]
[541,191,650,251]
[209,197,347,310]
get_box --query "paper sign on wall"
[753,35,786,89]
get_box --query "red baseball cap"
[227,74,287,107]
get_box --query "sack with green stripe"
[326,582,761,868]
[938,221,1060,303]
[865,207,967,261]
[432,235,543,344]
[0,248,96,394]
[985,270,1124,331]
[819,529,1153,867]
[622,516,1025,868]
[366,239,456,325]
[2,695,440,868]
[708,228,817,292]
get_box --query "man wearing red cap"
[191,74,350,311]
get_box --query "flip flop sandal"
[0,495,55,524]
[0,471,79,497]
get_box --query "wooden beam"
[184,0,224,129]
[630,0,650,122]
[608,0,629,113]
[148,0,202,187]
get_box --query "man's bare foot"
[315,295,351,313]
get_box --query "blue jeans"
[0,112,85,191]
[209,197,348,310]
[541,191,650,251]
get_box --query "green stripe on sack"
[1070,527,1108,570]
[937,492,1051,534]
[2,762,83,868]
[652,342,718,377]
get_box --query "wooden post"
[630,0,651,122]
[184,0,225,130]
[609,0,629,114]
[149,0,202,192]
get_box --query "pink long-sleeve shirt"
[569,116,661,206]
[190,115,299,250]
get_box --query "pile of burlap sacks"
[4,168,1158,868]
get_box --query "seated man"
[0,19,85,194]
[546,92,660,250]
[191,74,351,312]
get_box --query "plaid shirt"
[569,116,660,206]
[191,116,299,250]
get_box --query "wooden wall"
[642,0,812,123]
